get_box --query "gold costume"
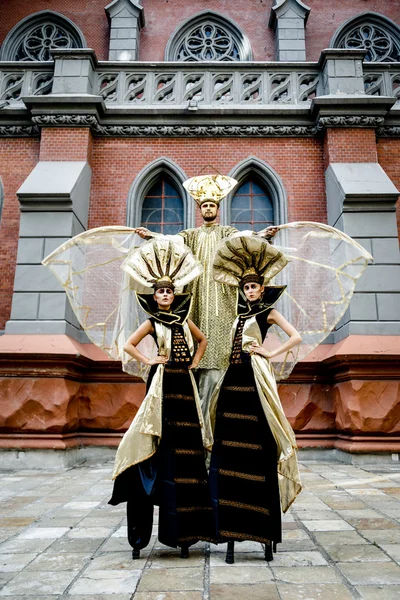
[179,224,238,369]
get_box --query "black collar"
[136,293,192,326]
[237,286,286,319]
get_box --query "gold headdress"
[213,232,289,289]
[121,236,202,293]
[183,174,238,207]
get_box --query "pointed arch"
[0,10,87,61]
[220,157,288,227]
[330,12,400,62]
[127,158,194,230]
[165,10,252,62]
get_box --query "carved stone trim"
[31,115,97,126]
[376,126,400,137]
[318,115,385,127]
[0,125,40,137]
[23,113,388,137]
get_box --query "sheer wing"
[42,226,156,381]
[265,222,373,380]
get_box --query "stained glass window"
[231,180,274,231]
[141,178,184,234]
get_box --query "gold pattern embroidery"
[222,412,258,422]
[219,530,271,543]
[218,469,265,482]
[176,506,213,513]
[175,449,204,455]
[174,478,207,484]
[168,421,200,428]
[219,499,269,515]
[221,440,262,450]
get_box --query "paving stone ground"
[0,461,399,599]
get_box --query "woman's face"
[243,282,264,302]
[154,287,174,309]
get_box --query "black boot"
[225,540,234,564]
[131,546,140,560]
[180,544,189,559]
[264,541,273,562]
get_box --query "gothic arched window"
[0,11,86,61]
[141,178,184,235]
[231,180,274,232]
[165,11,252,62]
[330,12,400,62]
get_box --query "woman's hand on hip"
[147,355,168,366]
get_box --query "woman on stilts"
[108,237,214,559]
[208,233,303,564]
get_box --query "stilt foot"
[225,540,234,564]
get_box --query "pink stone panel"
[334,380,400,435]
[0,378,80,433]
[77,382,146,431]
[279,383,335,432]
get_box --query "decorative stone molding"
[0,125,40,137]
[105,0,144,61]
[377,126,400,137]
[30,116,321,137]
[0,10,86,61]
[269,0,310,61]
[318,115,385,127]
[32,114,98,127]
[165,10,252,62]
[330,12,400,63]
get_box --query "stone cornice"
[377,126,400,137]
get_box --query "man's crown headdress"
[183,173,238,207]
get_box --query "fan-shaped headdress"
[42,228,201,381]
[213,232,288,289]
[183,174,238,207]
[122,236,202,293]
[213,223,373,380]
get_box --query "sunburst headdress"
[183,173,238,207]
[213,232,288,290]
[121,236,202,292]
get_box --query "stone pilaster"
[105,0,145,61]
[6,160,92,338]
[325,161,400,339]
[269,0,310,61]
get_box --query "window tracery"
[331,13,400,62]
[166,11,252,62]
[0,11,86,61]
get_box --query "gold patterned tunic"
[179,224,238,369]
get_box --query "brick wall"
[88,137,326,228]
[0,138,40,330]
[2,0,400,62]
[377,137,400,240]
[39,128,93,163]
[323,128,378,167]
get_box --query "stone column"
[325,161,400,339]
[105,0,145,61]
[6,158,92,338]
[269,0,310,61]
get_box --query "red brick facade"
[2,0,400,62]
[0,139,40,331]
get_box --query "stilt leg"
[225,540,235,564]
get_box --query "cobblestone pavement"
[0,461,399,599]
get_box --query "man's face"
[200,201,218,222]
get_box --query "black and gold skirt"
[110,363,213,549]
[209,361,282,545]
